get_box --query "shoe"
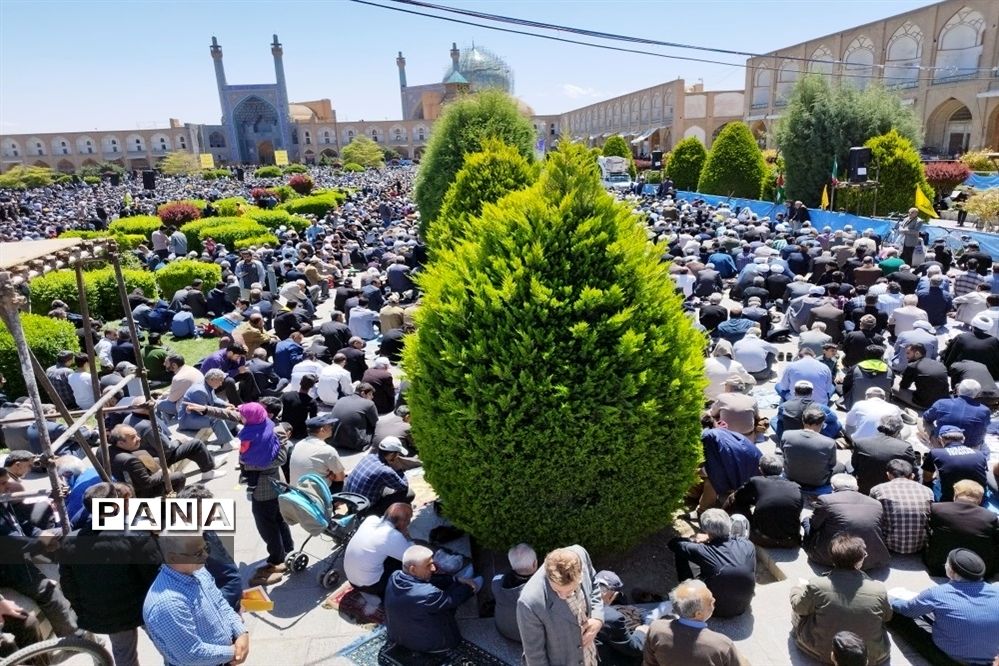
[216,440,236,453]
[200,469,227,483]
[250,571,283,586]
[256,562,288,574]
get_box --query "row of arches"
[3,133,187,159]
[752,6,990,107]
[298,145,426,164]
[564,89,676,134]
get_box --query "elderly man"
[348,297,379,341]
[143,530,248,666]
[804,474,890,571]
[667,509,756,618]
[731,454,803,548]
[780,406,841,490]
[288,413,344,487]
[492,543,538,643]
[344,503,414,599]
[870,459,934,555]
[331,381,379,451]
[643,580,743,666]
[777,348,835,405]
[108,424,187,498]
[921,425,989,502]
[844,387,902,442]
[890,549,999,666]
[709,378,758,440]
[791,534,892,665]
[851,414,917,495]
[177,368,236,448]
[317,352,354,407]
[384,545,480,657]
[887,294,929,337]
[235,312,277,358]
[924,480,999,577]
[923,379,992,450]
[344,437,414,514]
[775,380,842,441]
[198,342,250,405]
[732,329,777,382]
[890,320,937,372]
[362,356,396,415]
[517,546,604,666]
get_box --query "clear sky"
[1,0,933,134]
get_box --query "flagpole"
[830,181,836,212]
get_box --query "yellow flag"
[914,186,939,219]
[820,185,830,210]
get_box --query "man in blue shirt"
[273,331,305,380]
[170,305,196,339]
[922,379,992,449]
[890,549,999,666]
[921,426,989,502]
[143,531,248,666]
[344,437,414,515]
[699,427,761,513]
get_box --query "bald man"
[643,580,744,666]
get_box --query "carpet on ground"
[322,582,385,625]
[337,626,511,666]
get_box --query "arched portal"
[232,96,280,164]
[926,98,975,156]
[257,140,275,165]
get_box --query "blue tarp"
[965,173,999,190]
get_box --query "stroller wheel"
[287,553,309,572]
[320,567,341,589]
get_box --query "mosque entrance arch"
[232,96,281,164]
[257,141,275,165]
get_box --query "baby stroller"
[273,472,370,589]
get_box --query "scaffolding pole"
[74,260,112,474]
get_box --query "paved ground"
[20,293,966,665]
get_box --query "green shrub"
[179,216,245,252]
[272,185,298,202]
[643,170,663,184]
[665,137,708,191]
[211,197,248,217]
[254,166,282,178]
[0,314,80,399]
[341,135,385,169]
[233,234,279,250]
[201,169,231,180]
[154,259,222,299]
[77,162,124,178]
[161,199,207,212]
[57,230,145,250]
[415,89,535,231]
[82,175,100,185]
[196,221,270,250]
[108,215,162,238]
[697,123,767,198]
[864,129,934,216]
[282,164,308,174]
[242,208,309,232]
[430,138,537,251]
[602,135,638,179]
[54,174,73,185]
[157,202,201,226]
[343,163,364,173]
[30,268,158,321]
[403,142,706,552]
[278,191,344,217]
[960,150,998,173]
[0,166,55,190]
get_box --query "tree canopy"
[696,124,766,198]
[341,135,385,169]
[664,137,707,192]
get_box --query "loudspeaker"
[848,147,871,183]
[651,150,664,169]
[236,168,245,182]
[142,170,156,190]
[110,173,121,186]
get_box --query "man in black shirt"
[942,318,999,378]
[851,413,917,495]
[273,301,302,340]
[280,374,318,440]
[319,311,352,354]
[698,293,728,333]
[895,343,949,410]
[337,336,369,383]
[731,454,803,547]
[948,359,999,408]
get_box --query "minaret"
[450,42,460,70]
[210,36,226,89]
[271,34,293,157]
[210,36,237,163]
[397,51,407,119]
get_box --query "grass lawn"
[162,328,220,366]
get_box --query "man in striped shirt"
[869,459,933,554]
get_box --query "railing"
[886,80,919,90]
[932,72,977,85]
[750,102,769,110]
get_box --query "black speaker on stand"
[651,150,664,170]
[236,167,245,182]
[142,170,156,190]
[110,173,121,187]
[848,147,872,183]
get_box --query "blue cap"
[938,425,964,438]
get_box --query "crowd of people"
[0,165,997,666]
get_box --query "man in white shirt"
[317,353,354,406]
[952,283,990,325]
[67,353,96,410]
[94,329,116,370]
[845,387,903,441]
[887,294,929,336]
[284,351,326,398]
[156,353,204,423]
[343,503,413,599]
[289,414,345,487]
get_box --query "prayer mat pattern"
[337,627,511,666]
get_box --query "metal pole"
[108,245,173,495]
[27,351,112,483]
[74,261,112,473]
[0,272,71,535]
[46,372,135,453]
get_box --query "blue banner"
[965,173,999,190]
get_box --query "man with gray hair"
[851,413,917,495]
[492,543,538,642]
[922,378,991,449]
[844,386,903,442]
[870,459,934,554]
[780,406,841,490]
[667,508,756,618]
[731,454,804,547]
[643,580,743,665]
[709,377,758,439]
[177,368,236,449]
[804,473,890,571]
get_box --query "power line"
[388,0,999,76]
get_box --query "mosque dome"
[442,44,513,93]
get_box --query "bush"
[242,208,309,232]
[341,135,385,169]
[924,161,972,195]
[697,123,767,198]
[196,221,270,250]
[865,129,933,216]
[966,189,999,231]
[403,142,705,552]
[272,185,298,202]
[343,163,364,173]
[179,216,244,252]
[57,230,145,250]
[415,89,536,231]
[30,267,159,321]
[77,162,124,178]
[0,314,80,399]
[278,191,344,217]
[254,166,282,178]
[0,166,55,190]
[643,170,663,184]
[430,139,537,251]
[154,259,222,299]
[159,152,199,175]
[959,150,998,173]
[157,202,201,226]
[233,234,279,249]
[164,199,208,211]
[664,137,707,191]
[201,169,231,180]
[602,136,638,179]
[82,175,100,185]
[282,164,308,174]
[211,197,247,217]
[108,215,162,238]
[288,174,314,195]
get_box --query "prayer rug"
[322,583,385,625]
[337,627,512,666]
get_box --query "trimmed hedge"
[343,163,364,173]
[211,197,247,217]
[30,267,159,321]
[697,123,766,199]
[154,260,222,299]
[57,230,145,250]
[160,199,207,212]
[0,313,80,399]
[179,216,244,252]
[234,234,279,249]
[288,174,314,195]
[282,164,308,174]
[108,215,162,238]
[201,169,231,180]
[157,202,201,226]
[196,221,270,250]
[254,166,282,178]
[272,185,298,202]
[403,142,706,552]
[665,137,707,191]
[278,191,345,217]
[242,208,310,232]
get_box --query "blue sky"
[1,0,932,133]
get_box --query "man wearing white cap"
[942,316,999,378]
